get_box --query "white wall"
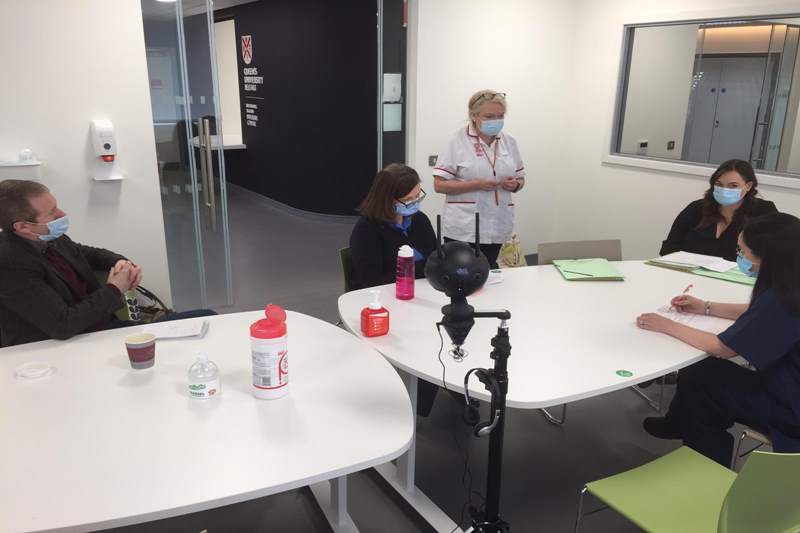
[408,0,576,253]
[619,24,698,159]
[410,0,800,260]
[0,1,172,302]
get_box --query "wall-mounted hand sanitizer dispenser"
[91,119,116,162]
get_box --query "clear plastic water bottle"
[188,351,220,399]
[396,244,415,300]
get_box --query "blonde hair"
[468,90,507,124]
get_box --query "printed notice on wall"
[240,34,262,129]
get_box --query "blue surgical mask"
[736,254,757,278]
[395,201,420,216]
[713,186,742,206]
[479,119,504,137]
[35,215,70,241]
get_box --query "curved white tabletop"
[338,262,752,409]
[0,311,413,533]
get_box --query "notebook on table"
[552,258,624,281]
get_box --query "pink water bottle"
[396,245,415,300]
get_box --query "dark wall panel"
[217,0,378,216]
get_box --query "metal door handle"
[202,118,217,232]
[196,120,211,210]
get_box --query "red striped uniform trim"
[434,167,457,176]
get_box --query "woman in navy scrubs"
[636,213,800,466]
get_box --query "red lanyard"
[478,139,500,206]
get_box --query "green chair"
[574,446,800,532]
[732,427,772,470]
[339,247,355,294]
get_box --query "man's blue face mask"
[29,215,70,241]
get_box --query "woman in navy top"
[660,159,777,261]
[349,163,440,416]
[637,213,800,465]
[350,163,437,290]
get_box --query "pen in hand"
[669,284,693,312]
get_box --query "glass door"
[750,25,800,170]
[141,0,233,310]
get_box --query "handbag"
[497,234,528,268]
[123,286,174,323]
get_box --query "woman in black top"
[350,163,437,290]
[660,159,777,261]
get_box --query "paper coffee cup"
[124,333,156,369]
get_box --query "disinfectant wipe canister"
[250,304,289,400]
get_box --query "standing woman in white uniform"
[433,90,526,268]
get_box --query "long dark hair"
[743,213,800,314]
[358,163,420,223]
[697,159,759,230]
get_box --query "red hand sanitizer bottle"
[361,290,389,337]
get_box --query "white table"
[0,311,413,533]
[337,261,751,530]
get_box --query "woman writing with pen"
[636,213,800,466]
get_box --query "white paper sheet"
[142,319,209,340]
[658,251,736,273]
[655,305,719,330]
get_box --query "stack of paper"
[552,258,624,281]
[142,319,210,339]
[646,252,754,286]
[646,251,736,273]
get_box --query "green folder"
[552,258,624,281]
[692,266,755,286]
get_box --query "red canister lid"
[250,304,287,339]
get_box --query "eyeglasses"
[397,188,426,208]
[736,246,745,258]
[473,92,507,105]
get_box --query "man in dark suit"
[0,179,143,347]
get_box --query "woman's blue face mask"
[395,188,426,216]
[736,247,758,278]
[713,186,743,206]
[479,119,504,137]
[395,201,420,216]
